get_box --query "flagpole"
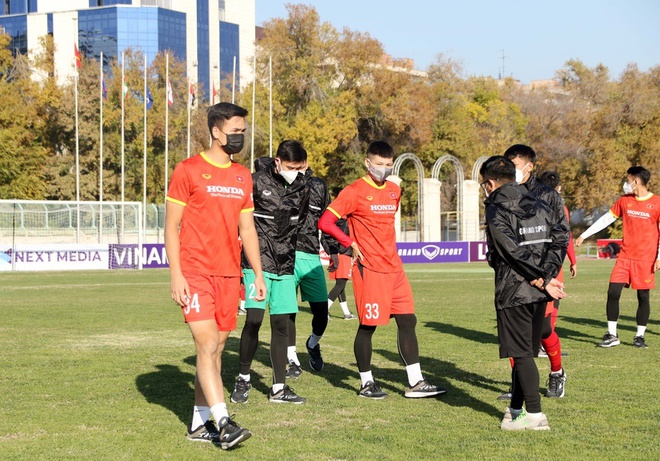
[165,53,169,203]
[143,54,148,245]
[250,53,256,173]
[269,55,273,158]
[75,69,80,244]
[121,52,125,243]
[187,81,191,159]
[232,55,236,104]
[99,51,104,244]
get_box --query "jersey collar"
[361,176,387,190]
[201,151,232,169]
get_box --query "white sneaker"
[501,410,550,430]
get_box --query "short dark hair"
[276,140,307,162]
[628,166,650,186]
[367,141,394,159]
[480,156,516,183]
[503,144,536,163]
[207,102,248,137]
[537,171,561,190]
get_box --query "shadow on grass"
[374,348,505,420]
[423,321,498,345]
[135,363,195,426]
[619,314,660,329]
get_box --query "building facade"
[0,0,255,100]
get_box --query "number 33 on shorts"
[364,302,380,319]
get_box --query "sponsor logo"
[370,204,397,212]
[202,174,212,179]
[421,245,440,259]
[366,196,373,201]
[263,190,272,196]
[519,225,547,235]
[206,185,245,195]
[398,246,464,258]
[0,250,11,265]
[627,209,651,218]
[645,279,652,283]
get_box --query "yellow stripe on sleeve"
[327,206,341,218]
[609,210,618,219]
[166,197,187,207]
[241,207,255,213]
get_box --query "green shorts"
[294,251,329,302]
[242,269,299,315]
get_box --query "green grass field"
[1,259,659,460]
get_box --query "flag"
[189,82,195,106]
[146,85,154,110]
[102,77,107,101]
[122,79,130,99]
[74,43,82,69]
[167,79,174,106]
[212,82,217,105]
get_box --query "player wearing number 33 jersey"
[319,141,447,399]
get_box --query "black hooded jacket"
[485,181,569,310]
[242,157,311,276]
[296,174,330,254]
[320,218,352,257]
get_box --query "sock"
[608,321,618,336]
[509,407,523,417]
[307,333,321,349]
[637,325,647,337]
[339,301,351,316]
[328,299,334,309]
[359,371,374,387]
[405,363,424,387]
[287,346,300,366]
[550,368,563,377]
[210,403,228,426]
[240,299,245,310]
[541,331,562,373]
[239,373,250,382]
[272,383,284,394]
[191,405,210,428]
[526,411,543,418]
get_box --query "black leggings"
[287,301,329,347]
[606,282,650,326]
[353,314,420,372]
[510,356,541,413]
[238,309,289,384]
[328,279,348,303]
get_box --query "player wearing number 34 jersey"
[319,141,447,400]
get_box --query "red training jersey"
[326,176,402,273]
[609,193,660,262]
[166,152,254,276]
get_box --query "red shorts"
[609,257,656,290]
[329,254,353,280]
[351,263,414,326]
[181,272,241,330]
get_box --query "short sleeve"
[241,173,254,212]
[610,197,624,218]
[166,162,191,206]
[327,184,356,219]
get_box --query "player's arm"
[239,211,266,301]
[319,208,362,261]
[486,207,545,282]
[575,211,617,246]
[655,223,660,273]
[164,200,189,307]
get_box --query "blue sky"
[255,0,660,84]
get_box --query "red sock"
[542,331,562,373]
[509,357,515,369]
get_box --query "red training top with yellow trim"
[326,176,402,273]
[610,193,660,261]
[166,152,254,276]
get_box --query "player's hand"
[252,274,267,302]
[170,272,190,307]
[530,278,544,288]
[575,236,584,247]
[350,241,364,263]
[654,260,660,273]
[570,264,577,278]
[545,278,566,300]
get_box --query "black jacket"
[485,182,569,310]
[296,175,330,254]
[321,218,353,257]
[242,157,311,276]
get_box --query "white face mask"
[367,160,393,182]
[623,181,636,195]
[515,162,531,184]
[279,169,300,185]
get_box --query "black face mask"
[221,133,244,154]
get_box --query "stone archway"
[392,153,425,241]
[432,155,464,241]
